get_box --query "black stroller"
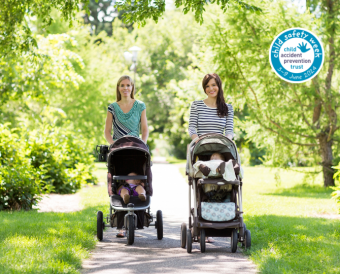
[182,133,251,253]
[96,136,163,245]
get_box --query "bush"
[331,163,340,213]
[0,165,44,210]
[0,124,47,210]
[0,122,98,211]
[27,124,97,194]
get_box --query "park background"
[0,0,340,273]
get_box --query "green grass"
[0,180,108,274]
[243,167,340,273]
[1,163,339,273]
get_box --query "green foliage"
[115,0,262,26]
[27,123,97,194]
[0,121,97,211]
[0,0,86,55]
[332,163,340,213]
[0,124,45,210]
[0,33,85,121]
[204,0,340,185]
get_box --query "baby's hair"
[127,172,141,184]
[210,152,225,161]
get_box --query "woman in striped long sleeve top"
[188,73,234,244]
[188,73,234,141]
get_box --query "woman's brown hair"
[116,75,135,102]
[202,73,228,117]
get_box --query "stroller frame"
[181,133,251,253]
[96,136,163,245]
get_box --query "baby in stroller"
[193,152,241,181]
[118,172,146,204]
[182,133,250,253]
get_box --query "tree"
[0,34,84,126]
[116,0,262,26]
[207,0,340,186]
[0,0,89,55]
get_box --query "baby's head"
[126,172,141,185]
[210,152,225,161]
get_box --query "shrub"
[331,162,340,213]
[0,122,98,211]
[0,165,44,210]
[0,124,47,210]
[27,124,97,194]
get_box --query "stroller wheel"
[231,228,238,253]
[97,211,104,241]
[180,223,187,248]
[242,224,247,247]
[244,230,251,249]
[126,215,135,245]
[186,229,192,253]
[156,210,163,240]
[200,229,206,253]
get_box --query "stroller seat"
[110,195,151,209]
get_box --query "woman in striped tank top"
[188,73,234,243]
[104,75,149,238]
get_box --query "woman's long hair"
[116,75,135,102]
[202,73,228,118]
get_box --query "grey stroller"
[181,133,251,253]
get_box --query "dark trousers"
[116,210,145,229]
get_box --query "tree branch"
[288,83,315,131]
[233,56,317,140]
[236,84,316,147]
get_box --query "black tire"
[181,223,187,248]
[200,229,206,253]
[244,229,251,249]
[126,215,135,245]
[242,224,247,247]
[186,229,192,253]
[156,210,163,240]
[97,211,103,241]
[231,229,238,253]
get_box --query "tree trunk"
[319,135,335,187]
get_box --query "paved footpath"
[82,163,258,274]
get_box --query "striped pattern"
[108,100,146,140]
[188,100,234,137]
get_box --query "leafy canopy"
[0,0,87,54]
[116,0,262,26]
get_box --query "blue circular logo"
[269,28,324,83]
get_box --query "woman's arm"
[104,111,115,144]
[140,109,149,143]
[225,104,234,140]
[188,101,199,141]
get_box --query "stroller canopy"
[108,136,152,195]
[186,133,241,178]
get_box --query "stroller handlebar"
[112,175,147,180]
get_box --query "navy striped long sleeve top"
[188,100,234,138]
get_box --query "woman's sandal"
[206,237,215,243]
[116,230,126,238]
